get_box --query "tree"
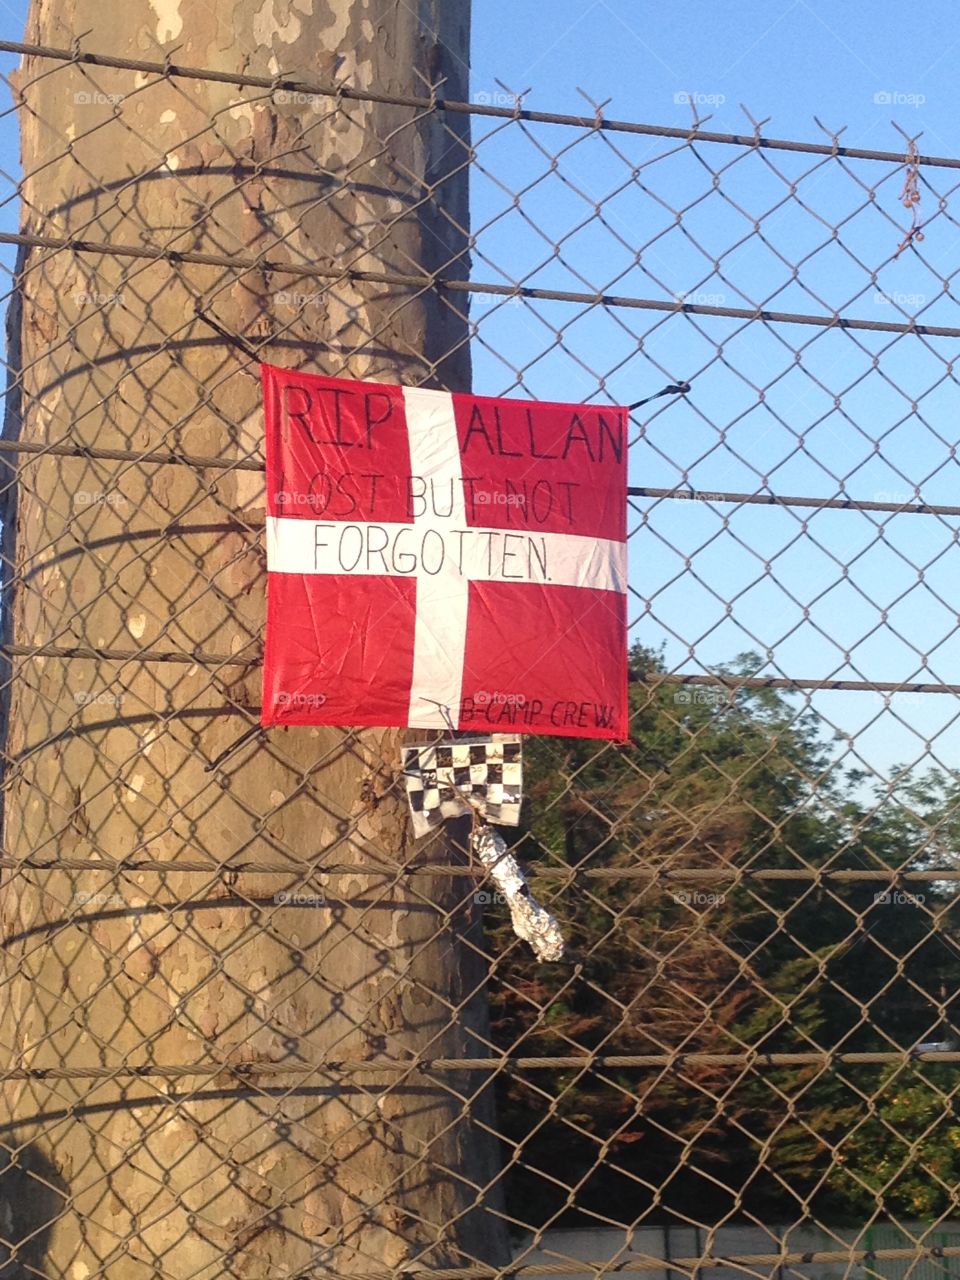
[1,4,511,1278]
[484,645,835,1225]
[485,646,960,1229]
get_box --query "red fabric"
[261,363,629,739]
[459,583,627,735]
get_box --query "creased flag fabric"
[261,364,629,740]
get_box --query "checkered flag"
[402,736,523,836]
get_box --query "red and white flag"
[260,364,628,740]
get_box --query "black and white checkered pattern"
[403,737,523,836]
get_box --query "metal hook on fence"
[418,697,458,733]
[193,301,260,362]
[628,381,691,411]
[204,723,264,773]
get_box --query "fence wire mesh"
[3,33,960,1280]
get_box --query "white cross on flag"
[260,364,628,740]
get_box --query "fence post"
[0,2,511,1277]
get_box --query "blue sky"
[471,0,955,150]
[3,0,960,786]
[468,1,960,788]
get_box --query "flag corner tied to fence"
[260,363,629,740]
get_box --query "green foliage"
[483,645,960,1226]
[823,1067,960,1219]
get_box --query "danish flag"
[261,364,628,740]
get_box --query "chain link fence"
[4,33,960,1280]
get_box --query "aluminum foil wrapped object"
[471,822,565,962]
